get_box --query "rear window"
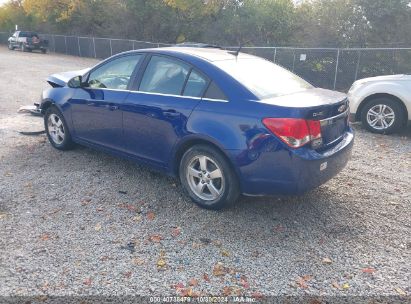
[19,32,33,37]
[214,58,312,99]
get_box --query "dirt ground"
[0,46,410,300]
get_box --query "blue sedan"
[40,47,354,209]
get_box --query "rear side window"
[203,82,227,101]
[183,70,208,97]
[140,56,190,95]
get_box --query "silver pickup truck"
[8,31,49,53]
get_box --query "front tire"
[179,144,240,210]
[8,43,14,50]
[44,106,74,150]
[361,97,404,134]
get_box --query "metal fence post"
[93,37,97,58]
[354,50,361,81]
[52,35,55,53]
[132,40,135,50]
[333,49,340,90]
[64,36,68,55]
[292,49,296,72]
[273,48,277,63]
[77,36,81,57]
[109,39,113,56]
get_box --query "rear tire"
[179,144,240,210]
[44,106,74,150]
[41,48,47,54]
[361,97,404,134]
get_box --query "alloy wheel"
[366,104,395,130]
[186,155,224,201]
[47,113,65,145]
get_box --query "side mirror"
[68,75,87,88]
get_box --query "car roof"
[140,47,256,62]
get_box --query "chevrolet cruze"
[39,47,354,209]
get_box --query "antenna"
[228,45,242,57]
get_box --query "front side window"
[215,58,313,99]
[139,56,190,95]
[87,55,142,90]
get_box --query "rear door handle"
[106,104,119,111]
[163,109,180,117]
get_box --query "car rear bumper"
[229,128,354,196]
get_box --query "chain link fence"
[0,31,171,59]
[230,47,411,91]
[1,31,410,92]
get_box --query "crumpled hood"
[46,68,90,87]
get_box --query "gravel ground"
[0,47,410,300]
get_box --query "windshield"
[214,58,313,99]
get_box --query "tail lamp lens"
[262,118,322,148]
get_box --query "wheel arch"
[356,93,408,124]
[171,136,242,185]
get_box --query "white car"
[348,74,411,134]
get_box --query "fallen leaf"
[40,233,50,241]
[361,267,376,274]
[240,277,250,289]
[322,257,332,265]
[296,275,312,289]
[157,258,166,268]
[118,203,138,212]
[188,278,199,286]
[221,249,230,257]
[212,262,229,276]
[124,271,132,279]
[0,213,8,220]
[95,223,102,231]
[132,257,145,266]
[251,291,263,299]
[174,282,185,290]
[332,282,341,289]
[394,287,406,296]
[222,286,232,296]
[203,273,210,282]
[149,234,162,243]
[192,242,202,249]
[134,215,142,222]
[83,278,92,286]
[178,287,194,297]
[273,224,284,232]
[342,283,350,290]
[171,227,181,237]
[147,212,155,220]
[81,198,92,205]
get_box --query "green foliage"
[0,0,409,46]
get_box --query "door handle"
[163,109,180,117]
[105,104,119,111]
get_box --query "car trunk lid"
[259,88,349,149]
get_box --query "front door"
[70,54,143,150]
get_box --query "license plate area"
[320,110,349,146]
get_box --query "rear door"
[70,54,144,150]
[122,55,209,167]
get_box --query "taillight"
[262,118,322,148]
